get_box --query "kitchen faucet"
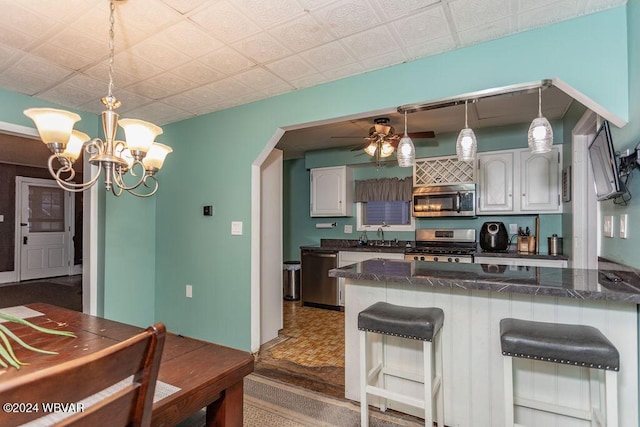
[377,227,385,244]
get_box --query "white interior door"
[17,177,73,281]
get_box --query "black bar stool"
[500,318,619,426]
[358,302,444,427]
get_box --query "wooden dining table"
[0,303,254,427]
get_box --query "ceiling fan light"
[24,108,81,147]
[528,116,553,153]
[380,141,394,157]
[456,128,477,162]
[364,142,377,156]
[397,135,415,167]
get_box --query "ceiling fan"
[332,117,435,157]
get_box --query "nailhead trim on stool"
[500,318,619,426]
[358,302,444,427]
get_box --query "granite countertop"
[475,249,569,261]
[329,258,640,304]
[300,239,408,254]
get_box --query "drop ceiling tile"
[371,0,441,19]
[38,83,98,108]
[265,56,319,82]
[391,5,451,47]
[172,60,227,86]
[124,102,193,126]
[228,0,306,28]
[299,41,356,72]
[117,0,183,36]
[142,72,197,98]
[160,0,210,14]
[200,47,256,75]
[69,3,145,50]
[290,73,327,89]
[31,43,98,71]
[458,17,512,45]
[403,35,456,60]
[0,3,56,42]
[208,77,255,98]
[234,67,287,90]
[155,21,225,60]
[111,89,154,113]
[10,54,73,83]
[189,1,262,43]
[448,0,512,32]
[312,0,381,38]
[269,14,334,53]
[0,73,48,96]
[0,44,18,70]
[84,62,140,89]
[0,28,34,50]
[517,0,567,11]
[340,26,399,60]
[297,0,338,10]
[112,52,160,81]
[585,0,627,11]
[359,50,406,71]
[232,32,292,64]
[165,87,226,110]
[47,29,105,61]
[61,74,108,96]
[517,1,579,31]
[261,83,295,97]
[127,38,192,72]
[322,62,365,81]
[20,0,99,21]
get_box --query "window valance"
[354,177,413,202]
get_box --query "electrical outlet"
[620,214,628,238]
[603,216,614,238]
[186,284,192,298]
[231,221,243,235]
[509,224,518,234]
[344,225,352,233]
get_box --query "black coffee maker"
[479,222,509,251]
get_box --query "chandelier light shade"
[23,0,171,197]
[397,111,415,167]
[528,87,553,154]
[456,100,477,162]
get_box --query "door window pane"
[29,186,65,232]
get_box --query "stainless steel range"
[404,228,476,263]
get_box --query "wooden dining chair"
[0,322,166,427]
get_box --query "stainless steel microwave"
[412,184,476,217]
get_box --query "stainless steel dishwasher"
[301,249,339,310]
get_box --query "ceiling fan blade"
[407,131,435,138]
[350,141,372,151]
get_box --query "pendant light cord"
[464,100,469,128]
[538,87,542,118]
[404,111,408,136]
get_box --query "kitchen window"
[354,177,415,232]
[356,201,415,231]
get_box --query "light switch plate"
[344,225,352,233]
[185,284,192,298]
[231,221,243,235]
[620,214,628,238]
[603,215,614,238]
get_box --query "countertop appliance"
[412,184,476,217]
[479,222,509,252]
[548,234,564,256]
[404,228,476,263]
[301,249,340,310]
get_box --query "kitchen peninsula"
[330,259,640,427]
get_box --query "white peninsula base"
[344,278,638,427]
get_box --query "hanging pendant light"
[528,87,553,154]
[397,111,415,167]
[456,100,477,162]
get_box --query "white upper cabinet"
[520,148,560,212]
[477,151,514,212]
[310,166,353,217]
[477,147,561,215]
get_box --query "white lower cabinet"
[337,251,404,305]
[474,256,567,268]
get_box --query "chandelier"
[23,0,172,197]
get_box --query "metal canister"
[548,234,563,256]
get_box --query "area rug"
[179,373,422,427]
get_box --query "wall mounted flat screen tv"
[588,120,625,201]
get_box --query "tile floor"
[255,301,346,399]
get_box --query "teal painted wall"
[150,8,630,351]
[599,1,640,268]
